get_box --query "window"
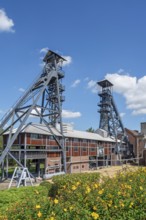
[73,165,79,169]
[73,147,78,152]
[90,140,96,143]
[66,146,69,152]
[30,133,43,139]
[82,139,87,143]
[48,135,54,140]
[47,146,59,150]
[82,147,87,152]
[73,138,79,142]
[90,148,96,152]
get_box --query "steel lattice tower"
[97,79,130,154]
[0,50,67,174]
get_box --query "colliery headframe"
[0,50,146,187]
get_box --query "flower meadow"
[1,168,146,219]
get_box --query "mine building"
[3,123,117,176]
[125,122,146,165]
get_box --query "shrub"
[1,168,146,219]
[39,181,52,191]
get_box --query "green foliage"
[51,172,100,197]
[1,169,146,219]
[0,185,48,217]
[39,181,52,190]
[86,127,95,133]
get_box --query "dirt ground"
[0,165,141,190]
[84,164,140,178]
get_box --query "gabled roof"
[4,123,115,143]
[125,128,142,137]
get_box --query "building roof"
[125,128,143,137]
[4,123,115,143]
[43,50,66,63]
[97,79,113,88]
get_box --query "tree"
[86,127,95,133]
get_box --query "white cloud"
[105,71,146,115]
[87,80,97,93]
[71,79,81,88]
[62,109,82,118]
[28,107,41,118]
[40,47,49,54]
[105,73,137,94]
[19,88,25,92]
[0,9,15,32]
[62,56,72,66]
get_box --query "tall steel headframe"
[0,50,67,172]
[97,79,129,154]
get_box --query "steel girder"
[0,50,66,172]
[97,79,128,154]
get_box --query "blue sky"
[0,0,146,131]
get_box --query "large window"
[73,146,79,152]
[73,138,80,142]
[82,139,87,143]
[48,135,54,140]
[82,147,87,152]
[90,147,96,152]
[90,140,97,144]
[47,146,59,150]
[30,133,43,139]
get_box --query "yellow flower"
[93,206,97,210]
[91,212,99,219]
[72,185,77,190]
[109,200,112,205]
[129,202,134,208]
[120,203,124,207]
[118,192,121,195]
[35,190,39,194]
[54,198,59,204]
[140,186,143,190]
[94,183,99,188]
[51,212,55,216]
[98,189,104,195]
[37,211,42,218]
[76,181,80,186]
[127,185,131,190]
[36,204,41,209]
[69,206,73,210]
[49,217,55,220]
[86,186,91,194]
[64,208,67,212]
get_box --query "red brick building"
[3,123,116,175]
